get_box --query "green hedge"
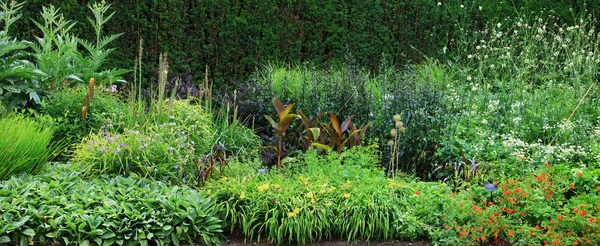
[10,0,600,88]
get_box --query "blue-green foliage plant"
[0,163,225,245]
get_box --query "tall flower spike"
[89,78,96,100]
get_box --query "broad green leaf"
[278,104,294,120]
[0,236,9,243]
[22,228,35,236]
[311,143,331,151]
[101,232,116,239]
[308,127,320,141]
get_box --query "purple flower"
[174,165,179,169]
[120,143,126,147]
[100,148,106,153]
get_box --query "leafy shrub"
[73,99,215,186]
[0,1,127,111]
[0,113,59,180]
[207,146,427,245]
[428,164,600,245]
[431,12,600,180]
[0,1,47,111]
[38,84,124,156]
[253,64,446,178]
[0,163,225,245]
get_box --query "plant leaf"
[341,116,353,133]
[278,113,298,132]
[272,97,284,114]
[308,127,320,141]
[328,112,342,137]
[264,115,281,131]
[278,104,294,121]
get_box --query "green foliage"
[256,64,445,179]
[0,163,225,245]
[0,1,126,111]
[6,1,598,88]
[264,97,299,169]
[0,113,58,180]
[38,84,124,157]
[428,164,600,245]
[29,2,128,88]
[208,146,427,245]
[73,99,215,186]
[0,0,46,111]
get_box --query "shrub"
[0,163,225,245]
[38,84,124,156]
[73,99,215,186]
[0,113,59,180]
[0,1,46,111]
[429,164,600,245]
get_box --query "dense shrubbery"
[10,1,598,88]
[38,84,124,157]
[0,163,225,245]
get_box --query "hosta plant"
[0,163,225,245]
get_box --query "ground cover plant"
[0,163,225,246]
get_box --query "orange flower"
[596,186,600,191]
[558,215,563,221]
[552,239,558,245]
[415,190,421,196]
[515,187,522,193]
[481,235,486,241]
[508,230,515,237]
[577,172,583,178]
[546,194,551,199]
[569,183,575,189]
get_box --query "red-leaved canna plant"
[264,97,299,169]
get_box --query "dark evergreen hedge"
[11,0,599,88]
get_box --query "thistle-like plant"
[264,97,299,169]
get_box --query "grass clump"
[0,113,59,180]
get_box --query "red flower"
[415,190,421,196]
[596,186,600,191]
[558,215,563,221]
[578,172,583,178]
